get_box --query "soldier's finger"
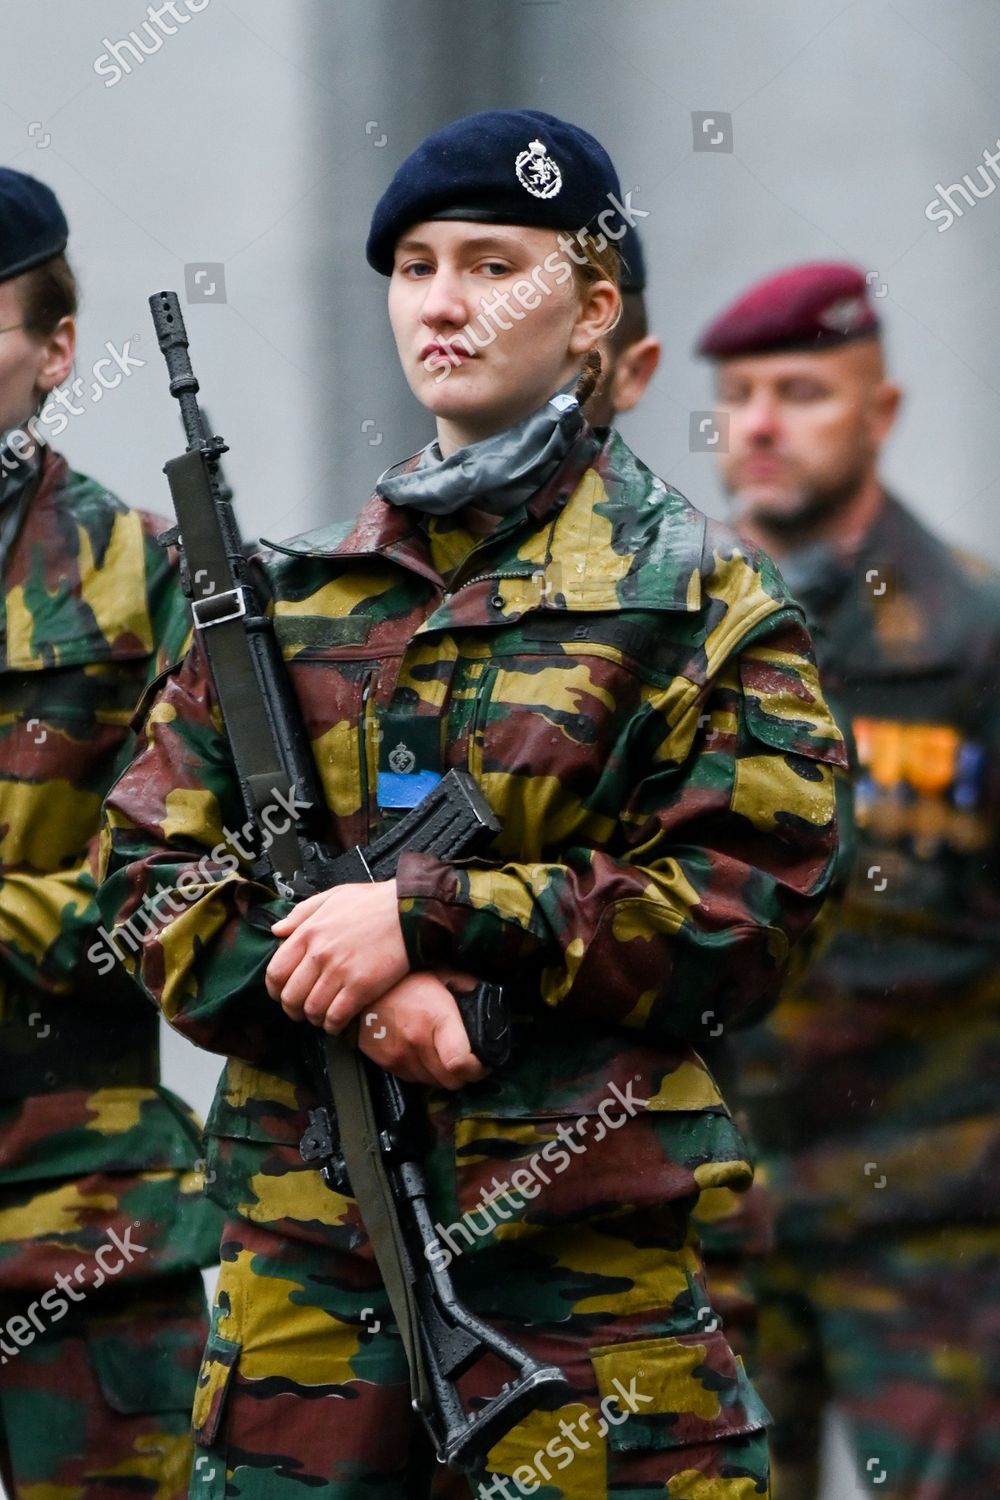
[358,1026,438,1087]
[300,971,349,1027]
[430,1009,488,1090]
[264,924,317,995]
[277,956,324,1015]
[270,889,331,933]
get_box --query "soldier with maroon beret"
[697,261,1000,1500]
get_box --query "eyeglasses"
[0,323,24,335]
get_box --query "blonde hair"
[569,231,622,406]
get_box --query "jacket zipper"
[358,668,376,838]
[443,567,536,599]
[467,664,497,781]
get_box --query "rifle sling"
[165,450,302,877]
[167,445,431,1413]
[324,1029,432,1414]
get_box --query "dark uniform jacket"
[737,494,1000,1241]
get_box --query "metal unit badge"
[515,139,562,199]
[388,742,417,774]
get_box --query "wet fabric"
[99,424,846,1493]
[376,383,583,517]
[186,1215,772,1498]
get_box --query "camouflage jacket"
[99,426,845,1252]
[0,445,219,1290]
[735,495,1000,1241]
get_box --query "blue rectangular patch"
[377,769,443,808]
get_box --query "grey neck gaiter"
[375,384,584,518]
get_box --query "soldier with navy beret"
[101,112,847,1496]
[0,167,220,1498]
[698,261,1000,1500]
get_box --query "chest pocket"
[284,650,389,847]
[449,611,697,862]
[0,660,148,871]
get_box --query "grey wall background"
[2,4,998,1494]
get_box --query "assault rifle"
[148,291,570,1472]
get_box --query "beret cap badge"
[817,294,867,334]
[366,110,619,274]
[515,139,562,200]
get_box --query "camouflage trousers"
[189,1212,772,1498]
[0,1267,208,1499]
[696,1181,775,1375]
[754,1224,1000,1500]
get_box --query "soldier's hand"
[357,969,489,1090]
[266,879,409,1028]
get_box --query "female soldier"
[100,111,845,1498]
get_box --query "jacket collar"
[1,447,154,672]
[265,427,705,619]
[822,493,972,675]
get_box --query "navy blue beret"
[366,109,623,275]
[0,167,69,283]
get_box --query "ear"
[871,379,902,447]
[568,280,621,355]
[609,335,662,414]
[33,315,76,396]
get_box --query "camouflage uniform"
[0,446,221,1498]
[99,425,846,1498]
[733,495,1000,1499]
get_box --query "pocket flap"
[190,1310,241,1447]
[590,1330,770,1453]
[739,651,846,765]
[437,1105,752,1258]
[90,1302,205,1417]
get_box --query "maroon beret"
[696,261,881,359]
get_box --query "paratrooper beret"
[696,261,881,358]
